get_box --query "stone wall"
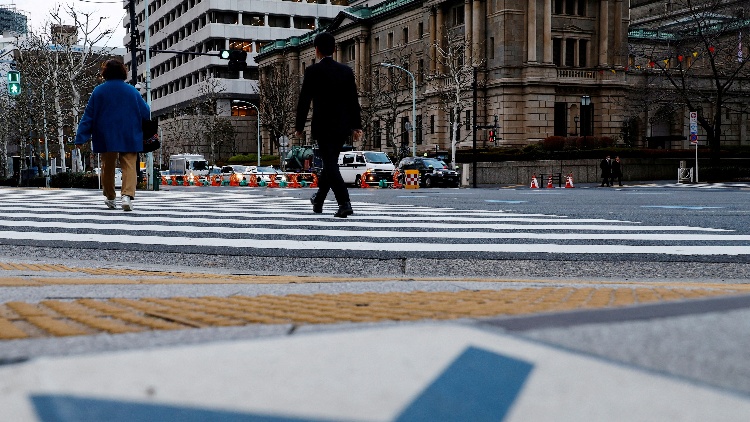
[460,158,701,185]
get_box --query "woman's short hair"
[100,59,128,81]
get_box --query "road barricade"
[404,170,420,189]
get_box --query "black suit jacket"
[295,57,362,144]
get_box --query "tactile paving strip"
[0,287,741,340]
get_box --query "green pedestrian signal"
[219,49,248,71]
[7,70,20,96]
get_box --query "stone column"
[357,36,366,84]
[527,0,537,63]
[613,0,623,66]
[436,7,444,73]
[543,0,552,63]
[464,0,473,66]
[429,7,437,72]
[472,0,482,65]
[599,0,609,67]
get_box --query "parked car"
[338,150,395,186]
[244,166,286,183]
[93,167,122,188]
[397,157,460,188]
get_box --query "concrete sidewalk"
[1,259,750,421]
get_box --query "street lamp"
[380,62,416,157]
[244,102,262,167]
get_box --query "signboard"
[689,112,698,145]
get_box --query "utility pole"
[471,66,478,188]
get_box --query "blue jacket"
[75,80,151,153]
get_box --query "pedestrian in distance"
[75,59,151,211]
[612,156,623,186]
[600,155,612,187]
[295,32,363,218]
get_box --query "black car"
[397,157,460,188]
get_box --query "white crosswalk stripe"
[1,188,749,256]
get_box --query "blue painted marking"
[31,395,329,422]
[485,200,525,204]
[395,347,534,422]
[642,206,723,210]
[31,347,533,422]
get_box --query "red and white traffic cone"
[547,175,554,189]
[565,174,575,188]
[530,174,539,189]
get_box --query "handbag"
[142,118,160,152]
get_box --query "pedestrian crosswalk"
[0,188,749,257]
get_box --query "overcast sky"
[15,0,128,48]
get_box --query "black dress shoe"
[334,202,353,218]
[310,194,323,214]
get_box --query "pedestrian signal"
[488,129,496,143]
[7,70,20,96]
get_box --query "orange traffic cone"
[546,175,554,189]
[360,175,370,188]
[392,171,403,189]
[565,174,575,188]
[530,174,539,189]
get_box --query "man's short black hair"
[314,32,336,56]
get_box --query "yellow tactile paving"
[1,286,744,340]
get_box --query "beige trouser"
[101,152,137,200]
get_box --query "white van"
[338,151,395,186]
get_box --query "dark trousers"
[601,175,611,186]
[315,145,349,206]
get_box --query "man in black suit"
[295,32,363,218]
[600,155,612,187]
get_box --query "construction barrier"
[404,170,420,189]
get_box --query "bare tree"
[257,59,299,152]
[427,26,478,167]
[638,0,750,162]
[360,45,417,160]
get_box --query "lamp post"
[245,102,262,167]
[380,62,416,157]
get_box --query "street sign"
[7,70,20,96]
[689,111,698,144]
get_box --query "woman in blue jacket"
[75,59,150,211]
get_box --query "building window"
[347,44,355,61]
[565,38,576,67]
[578,39,588,67]
[554,102,568,136]
[387,32,393,48]
[403,27,409,44]
[401,116,409,146]
[417,59,424,84]
[374,36,379,52]
[418,22,423,38]
[416,115,423,144]
[267,15,290,28]
[430,115,435,134]
[450,5,464,26]
[373,120,381,149]
[489,37,495,60]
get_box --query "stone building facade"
[257,0,632,156]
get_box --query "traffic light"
[7,70,20,96]
[220,49,248,71]
[488,129,496,143]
